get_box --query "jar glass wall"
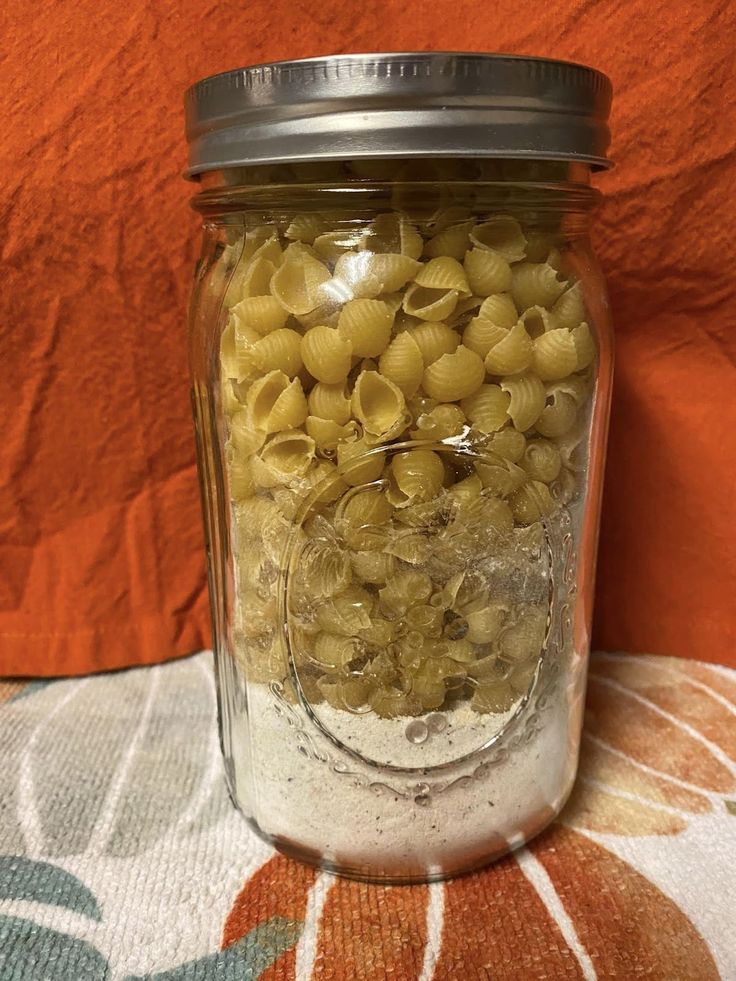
[188,159,613,882]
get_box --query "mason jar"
[184,53,613,882]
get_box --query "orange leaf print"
[562,780,688,836]
[678,660,736,703]
[434,853,586,979]
[529,826,720,980]
[222,853,317,980]
[311,878,428,980]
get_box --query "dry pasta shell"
[423,345,486,402]
[247,370,308,433]
[230,295,290,336]
[572,322,596,368]
[415,256,471,295]
[532,329,579,381]
[510,480,557,525]
[523,231,559,263]
[305,416,360,452]
[333,252,421,298]
[500,373,546,432]
[350,551,396,585]
[461,384,511,433]
[520,439,562,483]
[535,390,577,437]
[487,428,527,463]
[448,473,483,506]
[307,382,352,424]
[285,214,325,244]
[229,409,266,456]
[220,321,239,379]
[351,370,406,437]
[410,322,461,365]
[360,213,424,260]
[260,429,316,480]
[519,305,557,339]
[313,230,362,263]
[484,323,534,376]
[474,458,527,498]
[253,328,304,377]
[462,316,508,359]
[548,373,591,406]
[316,585,374,636]
[423,221,474,260]
[511,261,567,311]
[338,486,393,528]
[551,281,586,328]
[402,283,460,322]
[378,332,425,397]
[445,294,483,329]
[337,299,394,357]
[390,448,445,503]
[337,438,386,486]
[469,216,527,262]
[463,248,512,296]
[410,404,466,441]
[271,253,332,315]
[301,325,353,384]
[226,446,257,501]
[499,606,548,661]
[477,293,518,326]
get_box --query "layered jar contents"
[212,173,597,879]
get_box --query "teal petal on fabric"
[123,915,302,980]
[9,680,55,703]
[0,915,109,980]
[0,856,102,921]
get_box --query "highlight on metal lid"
[184,52,613,178]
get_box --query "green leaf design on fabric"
[123,915,302,980]
[0,915,109,979]
[0,855,102,921]
[725,800,736,816]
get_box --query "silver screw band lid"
[184,52,612,178]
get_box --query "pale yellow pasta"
[523,231,558,263]
[351,370,406,438]
[307,382,352,425]
[360,616,400,646]
[316,585,374,636]
[301,326,353,383]
[384,532,432,565]
[548,373,590,406]
[227,446,257,500]
[487,428,527,462]
[302,460,349,505]
[535,390,577,438]
[402,283,460,322]
[551,281,585,328]
[230,295,290,336]
[469,216,527,261]
[511,262,567,310]
[271,250,332,315]
[500,372,546,432]
[532,328,578,381]
[462,316,508,359]
[463,248,512,295]
[521,439,562,483]
[415,256,471,294]
[337,438,386,485]
[407,323,458,366]
[379,570,433,617]
[423,345,485,401]
[312,633,361,670]
[338,487,393,529]
[427,205,473,234]
[285,214,325,244]
[360,213,423,260]
[220,320,239,379]
[246,371,308,433]
[229,409,266,455]
[474,458,527,497]
[259,429,316,481]
[410,404,466,440]
[424,221,474,260]
[405,603,445,638]
[509,480,556,524]
[572,322,596,368]
[390,449,445,504]
[519,305,557,338]
[313,230,361,263]
[350,550,396,585]
[460,384,511,433]
[484,323,534,376]
[297,537,352,596]
[465,601,508,644]
[253,236,284,266]
[477,293,519,326]
[333,252,421,298]
[451,494,515,540]
[445,294,483,328]
[305,416,360,452]
[446,473,482,508]
[336,299,394,357]
[499,606,548,660]
[378,332,425,397]
[253,327,303,377]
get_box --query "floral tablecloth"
[0,651,734,980]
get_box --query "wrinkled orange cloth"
[2,0,735,676]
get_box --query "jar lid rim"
[184,51,613,178]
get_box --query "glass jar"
[185,54,613,882]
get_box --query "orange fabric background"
[2,0,735,676]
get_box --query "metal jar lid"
[184,52,612,178]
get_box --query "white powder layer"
[238,682,575,878]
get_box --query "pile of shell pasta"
[220,211,594,719]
